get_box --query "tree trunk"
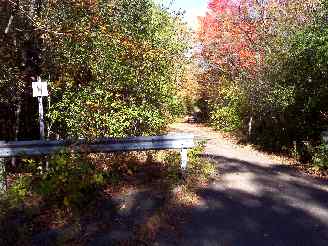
[248,116,253,139]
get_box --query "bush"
[0,0,191,140]
[210,105,241,132]
[40,0,190,139]
[187,142,216,179]
[312,144,328,170]
[29,152,104,207]
[209,84,244,132]
[6,175,32,208]
[157,142,216,185]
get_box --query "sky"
[155,0,209,29]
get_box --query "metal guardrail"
[0,134,195,157]
[0,134,195,191]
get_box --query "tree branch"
[8,0,37,26]
[7,0,66,36]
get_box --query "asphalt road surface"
[169,123,328,246]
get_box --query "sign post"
[0,157,6,193]
[32,77,49,171]
[38,96,45,140]
[32,77,48,140]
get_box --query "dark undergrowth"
[0,145,215,246]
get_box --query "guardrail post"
[0,158,6,193]
[180,148,188,170]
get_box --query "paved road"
[169,123,328,246]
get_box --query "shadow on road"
[178,154,328,246]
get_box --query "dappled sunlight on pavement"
[170,123,328,246]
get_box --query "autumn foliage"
[197,0,328,157]
[0,0,191,140]
[199,0,259,79]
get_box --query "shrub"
[40,0,190,139]
[157,142,216,185]
[32,152,104,207]
[312,143,328,170]
[0,0,191,140]
[187,141,216,180]
[209,84,244,132]
[6,175,32,208]
[210,105,241,132]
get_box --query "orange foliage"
[198,0,261,78]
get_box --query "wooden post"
[180,148,188,170]
[38,95,47,170]
[38,96,45,140]
[0,158,6,193]
[37,77,45,140]
[32,76,47,171]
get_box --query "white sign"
[32,82,48,97]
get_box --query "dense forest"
[3,0,328,168]
[0,0,191,141]
[1,0,328,244]
[196,0,328,168]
